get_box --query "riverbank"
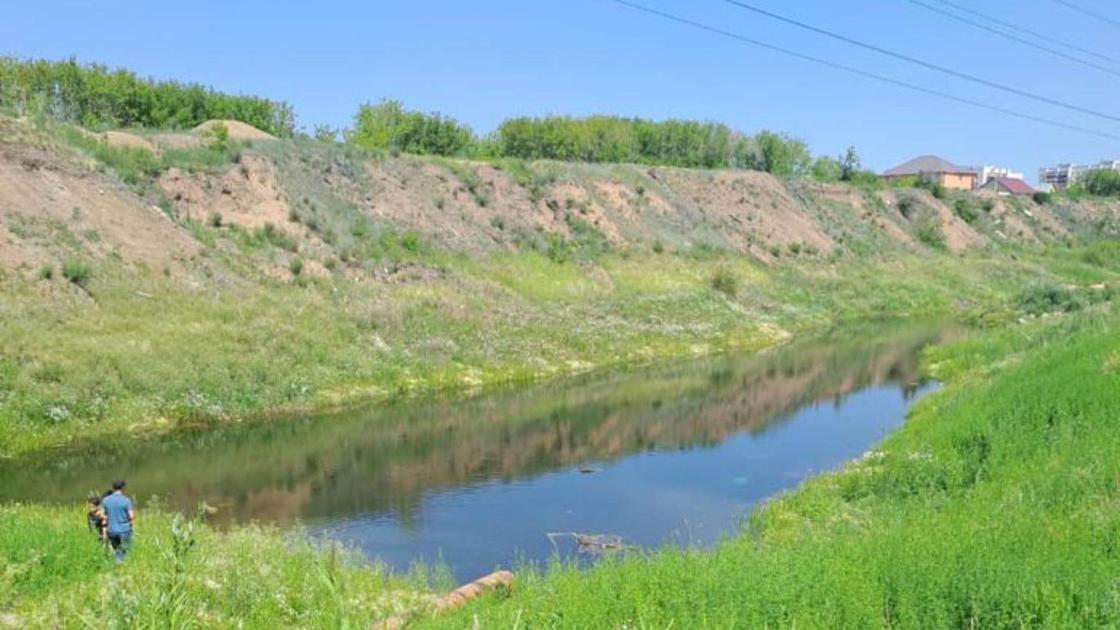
[5,301,1116,628]
[0,503,439,627]
[411,304,1120,628]
[4,244,1117,460]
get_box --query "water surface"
[3,320,955,581]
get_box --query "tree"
[1082,169,1120,196]
[839,146,861,181]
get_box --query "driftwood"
[373,570,515,629]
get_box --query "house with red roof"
[979,176,1035,196]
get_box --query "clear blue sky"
[4,0,1119,181]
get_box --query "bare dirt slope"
[0,135,200,275]
[2,115,1118,283]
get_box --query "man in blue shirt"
[101,480,135,563]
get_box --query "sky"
[4,0,1119,182]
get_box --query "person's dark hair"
[102,489,113,498]
[112,480,126,491]
[87,494,101,506]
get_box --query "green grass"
[416,305,1120,629]
[1,246,1115,459]
[0,503,436,628]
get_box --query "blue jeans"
[107,530,131,563]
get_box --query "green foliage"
[1032,191,1052,204]
[952,198,978,224]
[348,99,473,156]
[251,223,298,252]
[0,56,294,135]
[0,504,425,627]
[208,212,222,228]
[710,268,739,296]
[753,130,811,176]
[897,196,917,219]
[289,257,304,276]
[1013,283,1111,315]
[493,116,808,174]
[424,311,1120,629]
[545,234,573,264]
[61,259,91,286]
[37,264,54,281]
[810,156,842,182]
[838,146,861,181]
[915,221,946,250]
[1081,169,1120,196]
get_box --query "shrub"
[208,212,223,228]
[710,268,739,296]
[981,198,996,212]
[289,257,303,276]
[61,259,91,286]
[348,99,474,156]
[37,263,54,280]
[652,239,665,254]
[897,196,917,219]
[953,199,979,224]
[400,232,420,254]
[811,156,842,182]
[1017,283,1084,315]
[915,221,946,250]
[546,234,572,263]
[1082,169,1120,196]
[1032,192,1052,204]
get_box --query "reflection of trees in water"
[2,321,957,528]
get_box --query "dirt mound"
[0,143,200,274]
[193,120,275,141]
[101,131,156,153]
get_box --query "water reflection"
[3,320,957,579]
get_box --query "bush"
[1081,169,1120,196]
[915,221,946,250]
[208,212,223,228]
[289,257,303,276]
[1032,191,1052,204]
[810,156,842,182]
[953,198,979,224]
[348,99,474,156]
[546,234,572,263]
[61,259,91,286]
[37,264,54,280]
[710,268,740,296]
[1017,283,1084,315]
[897,196,917,219]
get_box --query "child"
[86,493,107,543]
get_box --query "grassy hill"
[2,114,1120,458]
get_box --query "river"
[1,319,957,582]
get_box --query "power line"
[905,0,1120,78]
[929,0,1120,66]
[1049,0,1120,29]
[719,0,1120,124]
[607,0,1120,141]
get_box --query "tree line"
[0,57,295,137]
[346,100,817,176]
[0,56,875,179]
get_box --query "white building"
[1039,159,1120,189]
[976,165,1024,187]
